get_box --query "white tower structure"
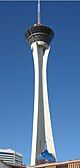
[25,0,56,166]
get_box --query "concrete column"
[30,41,56,166]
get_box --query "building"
[25,0,56,165]
[0,159,80,168]
[29,159,80,168]
[0,159,26,168]
[0,149,22,165]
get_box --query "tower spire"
[38,0,41,24]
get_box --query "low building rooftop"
[30,159,80,168]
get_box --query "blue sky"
[0,1,80,165]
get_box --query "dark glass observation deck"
[25,24,54,46]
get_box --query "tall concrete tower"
[25,0,56,166]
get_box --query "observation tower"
[25,0,56,165]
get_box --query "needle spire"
[38,0,41,24]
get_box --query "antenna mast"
[38,0,41,24]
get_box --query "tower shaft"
[25,23,56,165]
[30,41,56,165]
